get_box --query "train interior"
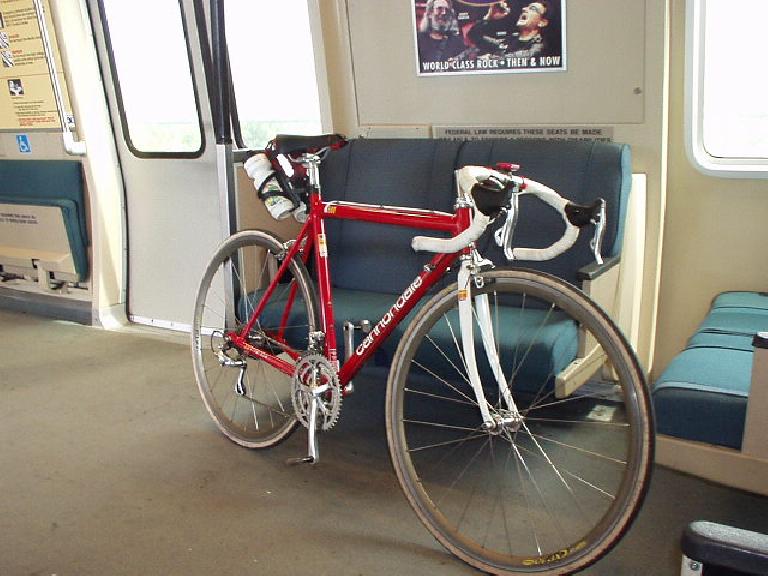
[0,0,766,574]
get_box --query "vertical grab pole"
[210,0,238,326]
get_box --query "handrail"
[33,0,87,156]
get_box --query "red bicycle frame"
[230,189,473,390]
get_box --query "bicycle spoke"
[443,313,470,379]
[426,332,470,386]
[528,431,627,466]
[406,433,489,453]
[516,443,616,501]
[411,360,478,407]
[520,421,589,523]
[526,416,628,428]
[404,387,476,407]
[401,419,480,433]
[511,440,568,546]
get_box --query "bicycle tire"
[386,268,653,575]
[192,230,319,448]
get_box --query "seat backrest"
[320,138,462,294]
[320,138,632,292]
[457,139,631,286]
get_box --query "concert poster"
[413,0,566,76]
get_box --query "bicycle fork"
[457,258,523,432]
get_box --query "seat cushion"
[711,291,768,312]
[248,285,579,393]
[687,331,756,352]
[653,347,753,449]
[333,288,578,393]
[696,308,768,337]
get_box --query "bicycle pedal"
[285,456,316,466]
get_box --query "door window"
[99,0,204,157]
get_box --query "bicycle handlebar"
[411,166,581,261]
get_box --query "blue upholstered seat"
[654,347,753,449]
[312,138,632,388]
[653,290,767,450]
[0,160,88,281]
[711,291,768,312]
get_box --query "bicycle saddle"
[272,134,347,156]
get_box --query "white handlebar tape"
[409,166,578,260]
[510,179,580,261]
[412,212,491,253]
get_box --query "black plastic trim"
[682,521,768,574]
[577,255,620,281]
[754,332,768,349]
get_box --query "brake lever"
[590,199,607,266]
[494,192,519,260]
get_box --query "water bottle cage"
[258,174,301,211]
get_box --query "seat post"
[304,154,322,195]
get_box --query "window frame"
[685,0,768,178]
[97,0,206,159]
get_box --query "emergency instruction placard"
[0,0,71,130]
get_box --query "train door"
[87,0,219,329]
[88,0,329,329]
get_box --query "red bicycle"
[191,134,653,575]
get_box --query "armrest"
[682,521,768,574]
[577,255,621,281]
[743,332,768,459]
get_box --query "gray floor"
[1,308,767,576]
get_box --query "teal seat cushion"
[653,347,753,449]
[696,309,768,337]
[687,331,755,352]
[711,291,768,312]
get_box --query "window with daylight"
[225,0,327,149]
[687,0,768,177]
[100,0,203,156]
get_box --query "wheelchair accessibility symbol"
[16,134,31,153]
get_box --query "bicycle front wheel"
[386,269,653,575]
[192,230,319,448]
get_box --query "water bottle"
[261,179,294,220]
[293,201,308,223]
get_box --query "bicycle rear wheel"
[192,230,319,448]
[386,268,653,575]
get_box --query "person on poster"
[417,0,467,63]
[506,1,551,59]
[465,1,517,58]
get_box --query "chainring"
[291,354,342,431]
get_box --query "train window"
[686,0,768,177]
[225,0,325,149]
[99,0,204,157]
